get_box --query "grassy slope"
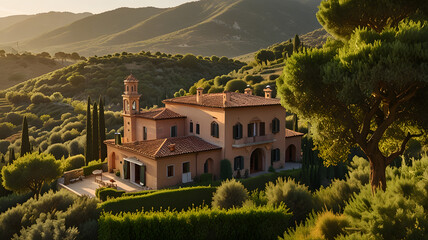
[0,15,32,31]
[0,12,92,44]
[22,0,321,57]
[0,55,65,90]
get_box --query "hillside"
[0,12,92,44]
[20,0,321,57]
[0,54,66,90]
[0,15,31,31]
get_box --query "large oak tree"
[278,20,428,192]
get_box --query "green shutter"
[240,157,244,170]
[140,165,146,185]
[234,158,238,170]
[123,162,128,179]
[271,150,275,165]
[276,149,280,162]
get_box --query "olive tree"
[1,153,62,199]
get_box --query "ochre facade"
[105,75,303,190]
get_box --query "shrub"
[199,173,213,182]
[50,92,63,102]
[240,169,301,192]
[0,192,33,213]
[62,129,79,142]
[5,112,23,125]
[82,161,105,176]
[67,74,85,87]
[0,123,15,139]
[60,113,72,121]
[30,93,51,104]
[40,114,51,122]
[67,139,84,156]
[47,143,69,160]
[180,54,198,68]
[214,75,232,86]
[224,79,247,92]
[311,211,350,240]
[0,140,10,155]
[212,179,248,209]
[244,75,264,84]
[48,132,62,144]
[99,186,216,214]
[63,154,85,171]
[220,159,233,180]
[314,179,361,213]
[5,91,30,105]
[208,86,224,93]
[96,187,125,201]
[98,205,292,240]
[265,178,314,223]
[16,217,79,240]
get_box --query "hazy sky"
[0,0,198,17]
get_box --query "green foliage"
[14,216,79,240]
[312,211,350,240]
[82,161,105,176]
[62,154,85,171]
[224,79,247,93]
[67,74,85,87]
[99,97,107,161]
[92,102,99,161]
[255,49,275,65]
[212,179,248,209]
[5,91,30,105]
[96,187,125,201]
[1,153,62,199]
[30,92,51,104]
[0,192,33,213]
[199,173,213,183]
[316,0,428,41]
[85,96,92,165]
[47,143,69,160]
[180,54,198,68]
[240,169,301,192]
[98,205,292,240]
[98,186,216,214]
[265,178,314,223]
[48,132,62,145]
[0,122,15,139]
[220,159,233,180]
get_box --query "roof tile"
[136,108,186,120]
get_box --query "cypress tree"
[8,148,15,165]
[99,97,107,161]
[92,102,99,161]
[85,97,92,165]
[20,116,31,156]
[293,114,299,131]
[293,34,301,53]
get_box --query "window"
[271,148,280,164]
[143,127,147,140]
[132,101,136,110]
[233,123,243,139]
[211,122,219,138]
[190,122,193,133]
[183,162,190,173]
[204,161,208,173]
[248,123,257,137]
[272,118,280,134]
[167,165,174,177]
[259,122,265,136]
[234,156,244,170]
[196,124,200,134]
[126,86,129,92]
[170,125,177,137]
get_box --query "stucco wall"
[285,136,302,162]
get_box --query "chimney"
[196,87,203,104]
[114,133,122,145]
[244,85,253,95]
[168,144,176,152]
[264,85,272,99]
[223,91,231,106]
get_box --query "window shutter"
[211,123,214,136]
[123,162,128,179]
[240,157,244,170]
[260,122,265,136]
[271,150,275,165]
[238,124,242,139]
[140,165,146,185]
[233,125,237,139]
[190,122,193,133]
[215,123,219,138]
[234,158,238,170]
[276,149,280,162]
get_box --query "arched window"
[211,122,219,138]
[233,123,243,139]
[132,101,136,110]
[272,118,280,134]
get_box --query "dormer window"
[211,122,219,138]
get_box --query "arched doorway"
[204,158,213,174]
[109,152,116,171]
[286,145,296,162]
[250,148,264,174]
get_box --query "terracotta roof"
[285,129,304,138]
[136,108,186,120]
[105,136,221,159]
[163,92,281,108]
[124,74,138,82]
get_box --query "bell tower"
[122,74,141,143]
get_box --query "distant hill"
[19,0,321,57]
[0,12,92,44]
[0,54,65,90]
[0,15,31,31]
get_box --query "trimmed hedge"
[123,190,157,197]
[98,186,216,214]
[83,162,105,176]
[241,169,301,192]
[98,205,292,240]
[96,187,126,202]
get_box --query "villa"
[105,75,303,189]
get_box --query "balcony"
[232,134,276,148]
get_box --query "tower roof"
[124,74,139,82]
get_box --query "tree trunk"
[367,152,387,193]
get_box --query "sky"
[0,0,198,17]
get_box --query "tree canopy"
[317,0,428,41]
[1,152,62,199]
[277,21,428,192]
